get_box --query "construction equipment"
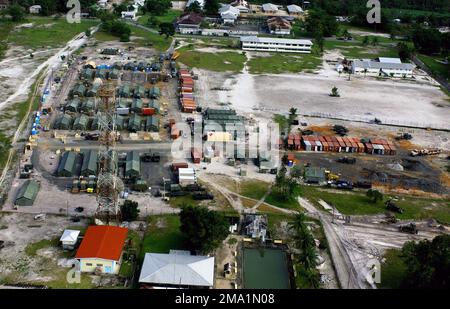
[337,157,356,164]
[395,133,413,141]
[172,51,180,60]
[399,223,418,234]
[410,148,441,157]
[325,170,340,181]
[385,199,404,214]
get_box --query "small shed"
[15,180,40,206]
[146,116,159,132]
[60,229,80,250]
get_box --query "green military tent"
[125,151,140,178]
[128,114,142,132]
[80,98,95,113]
[71,83,86,97]
[149,86,160,99]
[57,152,77,177]
[73,114,90,131]
[54,114,73,130]
[65,98,80,113]
[15,180,40,206]
[146,116,159,132]
[149,99,160,113]
[81,150,98,177]
[131,99,143,113]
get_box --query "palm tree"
[289,213,308,234]
[298,237,318,271]
[303,269,321,289]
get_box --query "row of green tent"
[53,113,159,132]
[80,68,120,80]
[119,85,160,99]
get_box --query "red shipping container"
[172,162,188,172]
[142,108,155,116]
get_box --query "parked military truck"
[399,223,418,234]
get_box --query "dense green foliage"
[398,235,450,289]
[121,200,140,222]
[102,19,131,42]
[179,205,229,254]
[144,0,172,15]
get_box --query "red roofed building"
[75,225,128,274]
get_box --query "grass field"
[0,21,14,60]
[378,249,407,289]
[417,54,450,82]
[324,39,399,59]
[299,185,450,224]
[24,238,59,256]
[140,215,185,261]
[265,186,302,210]
[138,10,181,26]
[178,46,246,72]
[248,53,322,74]
[239,179,270,200]
[131,26,172,51]
[7,17,99,49]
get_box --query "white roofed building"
[352,58,415,78]
[139,251,215,288]
[60,229,80,250]
[287,4,303,15]
[262,3,278,13]
[231,0,249,13]
[219,4,240,24]
[240,36,313,53]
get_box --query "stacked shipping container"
[179,69,197,113]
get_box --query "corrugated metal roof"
[240,36,312,45]
[353,59,415,70]
[75,226,128,261]
[139,253,214,287]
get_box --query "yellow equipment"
[325,170,340,181]
[172,51,180,60]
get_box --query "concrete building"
[139,251,214,288]
[351,58,415,78]
[15,180,40,206]
[60,229,81,250]
[75,226,128,274]
[240,36,313,53]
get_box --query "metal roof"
[240,36,313,45]
[287,4,303,13]
[353,59,415,71]
[60,229,80,242]
[378,57,402,63]
[262,3,278,11]
[139,252,214,287]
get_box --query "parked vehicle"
[399,223,418,234]
[337,157,356,164]
[385,199,404,214]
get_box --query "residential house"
[176,13,203,35]
[0,0,10,10]
[139,250,214,288]
[219,4,240,25]
[15,180,40,206]
[267,16,292,35]
[75,225,128,274]
[60,229,81,250]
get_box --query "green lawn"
[131,26,172,51]
[265,186,302,210]
[248,53,322,74]
[239,180,270,200]
[93,30,118,42]
[140,215,185,261]
[7,17,99,49]
[138,10,181,26]
[417,54,450,82]
[178,49,246,72]
[0,21,14,60]
[378,249,407,289]
[24,238,59,256]
[299,185,450,224]
[324,39,399,59]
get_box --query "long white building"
[240,36,313,53]
[352,58,415,78]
